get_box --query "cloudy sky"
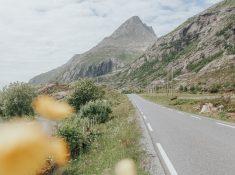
[0,0,222,88]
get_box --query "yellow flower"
[0,120,69,175]
[33,95,74,120]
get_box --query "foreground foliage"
[0,82,36,119]
[80,100,112,123]
[62,88,147,175]
[68,79,104,111]
[57,117,97,159]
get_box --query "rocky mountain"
[109,0,235,90]
[29,16,156,84]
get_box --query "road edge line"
[130,96,166,175]
[216,122,235,129]
[156,143,178,175]
[147,123,153,132]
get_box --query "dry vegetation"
[141,92,235,122]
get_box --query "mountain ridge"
[29,16,157,84]
[103,0,235,90]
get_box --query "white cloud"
[0,0,221,87]
[205,0,222,3]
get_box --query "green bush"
[171,99,197,106]
[68,79,104,112]
[183,86,188,92]
[179,85,184,92]
[0,82,36,119]
[209,84,221,93]
[80,100,112,123]
[187,51,224,72]
[57,116,98,159]
[219,111,230,120]
[189,85,196,93]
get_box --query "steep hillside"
[30,16,156,84]
[109,0,235,90]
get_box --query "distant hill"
[107,0,235,90]
[29,16,156,84]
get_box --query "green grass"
[125,39,199,87]
[141,93,235,123]
[217,0,235,8]
[225,43,235,55]
[187,51,224,72]
[63,90,148,175]
[81,47,140,66]
[216,23,233,37]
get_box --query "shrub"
[189,85,196,93]
[1,82,36,119]
[57,117,98,159]
[209,84,221,93]
[195,85,202,92]
[171,99,196,106]
[219,111,230,120]
[187,51,224,72]
[179,85,184,92]
[68,79,104,112]
[183,86,188,92]
[80,100,112,123]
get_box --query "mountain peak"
[30,15,157,84]
[126,16,142,24]
[110,16,156,39]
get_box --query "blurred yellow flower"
[115,159,137,175]
[0,120,69,175]
[50,138,69,166]
[33,95,74,120]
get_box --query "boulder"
[200,103,218,113]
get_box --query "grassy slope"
[141,93,235,123]
[64,89,148,175]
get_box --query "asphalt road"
[128,94,235,175]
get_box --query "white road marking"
[156,143,178,175]
[143,115,147,120]
[191,115,201,120]
[147,123,153,132]
[216,122,235,129]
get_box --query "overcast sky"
[0,0,222,88]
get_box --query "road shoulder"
[136,109,165,175]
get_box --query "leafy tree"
[1,82,36,119]
[68,79,104,112]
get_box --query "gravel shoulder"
[136,108,165,175]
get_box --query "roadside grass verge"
[64,89,148,175]
[141,93,235,123]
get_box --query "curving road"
[128,94,235,175]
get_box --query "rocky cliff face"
[29,16,156,84]
[110,0,235,89]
